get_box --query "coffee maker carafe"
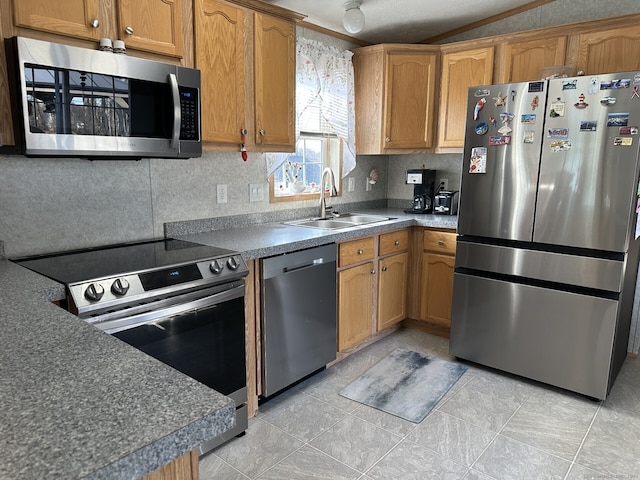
[404,169,436,214]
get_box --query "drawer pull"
[394,240,400,246]
[357,249,364,255]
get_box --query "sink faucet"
[319,167,338,219]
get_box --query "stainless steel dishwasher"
[261,243,337,397]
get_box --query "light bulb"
[343,3,365,34]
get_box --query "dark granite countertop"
[0,259,235,479]
[176,208,457,259]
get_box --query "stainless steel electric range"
[15,238,249,455]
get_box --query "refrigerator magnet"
[613,137,633,146]
[607,113,629,127]
[562,79,577,90]
[470,147,487,174]
[475,122,489,135]
[579,121,597,132]
[550,140,571,152]
[474,89,490,97]
[574,93,588,109]
[549,99,565,117]
[521,114,536,124]
[619,126,638,135]
[523,131,535,143]
[489,135,511,146]
[601,79,630,90]
[473,98,486,120]
[493,92,506,106]
[531,95,539,110]
[632,86,640,99]
[548,127,569,138]
[600,96,617,106]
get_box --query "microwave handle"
[169,73,181,149]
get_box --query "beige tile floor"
[200,327,640,480]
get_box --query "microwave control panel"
[179,87,200,140]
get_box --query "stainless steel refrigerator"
[450,73,640,399]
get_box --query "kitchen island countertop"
[0,259,235,480]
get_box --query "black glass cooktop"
[14,239,235,284]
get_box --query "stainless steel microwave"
[5,36,201,159]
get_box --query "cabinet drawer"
[379,229,409,256]
[423,230,457,255]
[339,237,375,267]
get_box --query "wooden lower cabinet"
[418,229,457,328]
[338,261,375,351]
[337,230,409,351]
[143,448,198,480]
[377,252,408,330]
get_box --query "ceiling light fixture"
[343,1,365,34]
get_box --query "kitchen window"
[269,133,342,201]
[267,37,355,203]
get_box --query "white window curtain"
[266,37,356,178]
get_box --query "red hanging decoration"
[240,129,248,161]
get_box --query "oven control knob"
[209,259,224,274]
[84,283,105,302]
[111,278,130,296]
[227,256,240,270]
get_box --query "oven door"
[95,283,246,402]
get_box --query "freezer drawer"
[455,240,624,292]
[450,273,618,399]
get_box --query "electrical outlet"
[365,178,372,192]
[249,183,263,202]
[439,178,449,191]
[216,184,227,204]
[348,178,355,192]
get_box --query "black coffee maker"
[404,168,436,214]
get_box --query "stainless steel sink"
[284,213,395,230]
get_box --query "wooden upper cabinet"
[384,53,437,150]
[576,25,640,75]
[498,36,567,83]
[12,0,183,57]
[194,0,245,144]
[117,0,183,57]
[254,13,296,148]
[13,0,104,41]
[437,47,493,151]
[353,45,438,154]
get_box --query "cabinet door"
[377,252,408,331]
[577,25,640,75]
[194,0,245,144]
[254,13,295,148]
[437,48,493,150]
[499,36,567,83]
[12,0,103,40]
[383,53,437,150]
[117,0,183,57]
[338,262,374,351]
[420,252,455,327]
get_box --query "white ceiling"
[264,0,538,44]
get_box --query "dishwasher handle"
[262,244,336,279]
[283,258,328,273]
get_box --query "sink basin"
[284,213,395,230]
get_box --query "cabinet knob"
[385,137,391,143]
[90,18,100,28]
[438,240,445,246]
[371,269,376,274]
[357,249,363,255]
[382,266,387,272]
[124,26,134,35]
[260,129,266,136]
[394,240,400,246]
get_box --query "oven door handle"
[96,284,244,334]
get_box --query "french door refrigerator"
[450,73,640,399]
